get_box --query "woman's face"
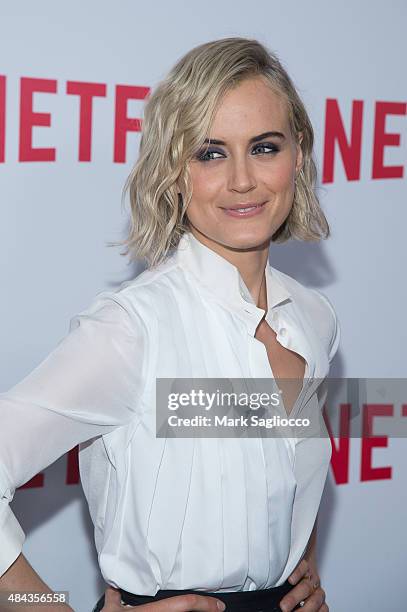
[185,76,303,251]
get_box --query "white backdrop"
[1,1,406,610]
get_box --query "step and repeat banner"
[1,1,406,610]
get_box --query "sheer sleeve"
[0,293,148,576]
[308,288,341,365]
[317,290,341,364]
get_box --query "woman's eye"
[196,149,224,162]
[195,143,280,162]
[252,143,280,155]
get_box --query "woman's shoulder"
[78,255,184,327]
[116,255,185,307]
[271,266,341,363]
[271,266,335,313]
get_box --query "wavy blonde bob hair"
[111,37,329,268]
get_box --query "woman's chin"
[188,224,274,251]
[217,232,273,252]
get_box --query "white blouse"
[0,231,340,594]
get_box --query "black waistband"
[118,579,300,612]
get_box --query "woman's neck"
[189,227,270,309]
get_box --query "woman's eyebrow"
[203,131,286,145]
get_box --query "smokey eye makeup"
[194,142,281,162]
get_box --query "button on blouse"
[0,231,340,594]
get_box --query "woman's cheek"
[264,164,293,191]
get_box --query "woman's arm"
[0,554,73,611]
[0,296,147,590]
[279,517,328,611]
[303,516,318,567]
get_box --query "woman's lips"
[221,202,267,218]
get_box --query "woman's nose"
[228,157,257,193]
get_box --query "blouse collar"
[174,231,291,335]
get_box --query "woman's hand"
[101,585,226,611]
[278,558,328,611]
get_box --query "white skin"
[102,76,328,611]
[185,75,303,309]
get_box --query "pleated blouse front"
[0,231,340,595]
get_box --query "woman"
[0,38,338,611]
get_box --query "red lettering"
[66,446,80,485]
[114,85,149,163]
[322,99,364,183]
[66,81,107,162]
[18,473,44,489]
[402,405,407,417]
[19,77,57,162]
[361,404,393,481]
[324,403,351,485]
[0,75,5,162]
[372,101,406,179]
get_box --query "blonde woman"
[0,38,339,612]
